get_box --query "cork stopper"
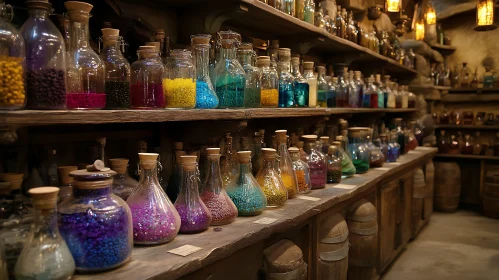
[256,56,271,67]
[26,0,52,10]
[109,158,129,174]
[320,136,329,143]
[278,48,291,60]
[191,34,211,45]
[65,1,93,22]
[29,187,59,210]
[206,148,220,155]
[138,46,157,58]
[347,127,369,133]
[332,141,342,146]
[328,145,338,156]
[288,147,299,154]
[237,151,252,163]
[69,169,116,189]
[238,42,253,50]
[384,75,391,80]
[174,142,184,150]
[139,153,159,169]
[380,134,388,140]
[303,61,314,70]
[261,148,277,159]
[57,166,78,185]
[291,57,300,64]
[0,173,23,190]
[101,28,119,40]
[0,181,11,195]
[146,42,161,52]
[296,141,304,149]
[275,130,287,143]
[180,155,198,171]
[302,135,318,142]
[317,66,326,73]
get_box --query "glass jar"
[57,166,77,204]
[215,31,246,108]
[327,145,342,183]
[347,129,369,174]
[130,47,165,109]
[164,49,196,109]
[304,0,315,24]
[289,147,311,194]
[109,158,138,201]
[15,187,75,280]
[21,0,65,110]
[127,153,180,244]
[334,64,347,108]
[291,56,308,107]
[65,1,105,109]
[328,77,338,107]
[226,151,267,216]
[191,34,218,109]
[256,56,278,107]
[174,156,212,233]
[237,43,261,108]
[317,66,328,107]
[295,0,305,20]
[58,169,132,272]
[277,48,295,107]
[331,141,356,177]
[200,148,238,226]
[99,28,130,109]
[275,130,299,199]
[370,146,385,168]
[167,149,186,203]
[303,61,317,107]
[0,219,31,279]
[302,135,327,189]
[256,148,288,208]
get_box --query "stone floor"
[382,210,499,280]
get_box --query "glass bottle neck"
[263,157,276,169]
[28,7,50,18]
[239,162,251,174]
[205,157,222,194]
[139,167,160,187]
[221,46,237,60]
[180,168,200,198]
[292,63,302,77]
[103,40,120,50]
[33,208,60,238]
[73,186,112,198]
[278,61,291,73]
[193,45,210,79]
[238,52,253,66]
[69,14,91,50]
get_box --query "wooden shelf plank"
[429,43,456,54]
[434,154,499,160]
[441,94,499,103]
[434,125,499,130]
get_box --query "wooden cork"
[303,61,314,70]
[146,41,161,52]
[191,34,211,45]
[0,173,23,190]
[237,151,252,163]
[29,187,59,210]
[206,148,220,155]
[139,153,158,169]
[264,239,304,273]
[174,142,184,150]
[138,46,157,58]
[256,56,271,67]
[328,145,338,156]
[332,141,342,146]
[320,136,330,143]
[180,156,197,171]
[238,42,253,50]
[64,1,93,22]
[261,148,277,159]
[301,135,318,142]
[101,28,119,38]
[336,136,343,142]
[288,147,299,154]
[57,166,78,185]
[70,169,116,189]
[275,130,287,144]
[109,158,129,174]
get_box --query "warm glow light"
[386,0,401,12]
[415,20,425,40]
[425,3,437,25]
[477,0,494,26]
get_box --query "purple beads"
[309,161,327,189]
[200,190,238,226]
[175,202,212,234]
[128,203,180,244]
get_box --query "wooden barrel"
[412,168,425,237]
[434,162,461,212]
[424,160,435,220]
[347,199,378,280]
[317,213,348,280]
[264,239,308,280]
[483,170,499,219]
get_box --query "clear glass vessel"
[21,0,66,110]
[389,131,400,159]
[0,218,31,279]
[277,48,295,107]
[58,169,132,272]
[379,134,389,161]
[109,158,138,201]
[289,147,311,193]
[164,49,196,109]
[327,76,337,107]
[375,74,384,108]
[200,148,238,226]
[304,0,315,24]
[15,187,75,280]
[295,0,305,20]
[317,66,328,107]
[334,64,347,107]
[192,34,218,109]
[65,1,105,109]
[221,135,237,188]
[291,56,309,107]
[166,145,185,202]
[174,156,212,233]
[353,71,364,108]
[303,61,317,107]
[127,153,180,244]
[347,71,358,108]
[215,30,246,108]
[347,128,370,174]
[302,135,327,189]
[226,151,267,216]
[237,42,261,108]
[281,0,295,16]
[275,130,299,198]
[327,145,342,183]
[257,56,278,107]
[130,46,165,109]
[256,148,288,208]
[57,166,77,204]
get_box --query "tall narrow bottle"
[192,34,219,109]
[375,74,384,108]
[348,71,358,108]
[291,56,309,107]
[237,43,261,108]
[303,61,317,107]
[277,48,296,107]
[317,66,328,107]
[256,148,288,208]
[302,135,327,189]
[335,64,348,108]
[275,130,299,199]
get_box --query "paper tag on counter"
[408,150,422,154]
[168,245,202,257]
[374,167,390,171]
[253,217,277,225]
[333,184,357,190]
[388,162,402,165]
[297,195,321,202]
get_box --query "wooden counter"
[73,147,436,280]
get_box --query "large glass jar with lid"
[109,158,138,201]
[303,61,317,107]
[65,1,105,109]
[277,48,295,107]
[164,49,196,109]
[21,0,65,110]
[192,34,218,109]
[317,66,328,107]
[58,169,132,272]
[256,148,288,208]
[347,128,370,174]
[291,56,308,107]
[289,147,311,194]
[302,135,327,189]
[15,187,75,280]
[226,151,267,216]
[130,46,165,109]
[257,56,278,107]
[215,30,246,108]
[100,28,130,109]
[127,153,180,244]
[237,42,260,107]
[275,130,299,198]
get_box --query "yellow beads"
[261,89,278,107]
[257,175,288,208]
[163,78,196,109]
[281,173,298,199]
[0,56,25,109]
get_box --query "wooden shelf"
[434,154,499,160]
[448,88,499,94]
[0,108,418,126]
[434,125,499,130]
[441,94,499,103]
[429,43,456,54]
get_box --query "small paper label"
[168,245,202,257]
[297,195,321,201]
[374,167,390,171]
[416,147,434,150]
[334,184,357,190]
[388,162,402,165]
[408,150,422,154]
[253,217,277,225]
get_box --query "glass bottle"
[303,61,317,107]
[130,47,165,108]
[302,135,327,189]
[65,1,105,109]
[367,76,379,108]
[331,141,355,178]
[449,135,460,154]
[346,11,358,42]
[347,71,359,108]
[375,74,384,108]
[127,153,180,244]
[278,48,296,108]
[460,62,471,88]
[109,158,138,201]
[256,148,288,208]
[200,148,238,225]
[167,146,185,202]
[320,136,330,154]
[252,131,264,176]
[327,145,342,183]
[163,49,196,109]
[370,145,385,168]
[483,67,494,88]
[304,0,315,25]
[15,187,75,280]
[58,169,132,272]
[328,77,337,107]
[190,34,219,109]
[473,132,482,155]
[462,134,473,155]
[295,0,305,20]
[353,71,364,108]
[347,129,370,174]
[335,64,347,108]
[257,56,278,107]
[174,156,212,233]
[386,81,396,109]
[221,135,237,187]
[315,5,326,28]
[226,151,266,215]
[215,30,246,108]
[406,122,419,151]
[282,0,295,16]
[291,56,309,107]
[317,66,328,107]
[438,130,449,154]
[389,131,400,159]
[21,0,65,110]
[335,6,346,38]
[379,134,389,161]
[237,43,261,108]
[57,166,77,204]
[275,130,299,199]
[289,147,311,194]
[400,85,408,108]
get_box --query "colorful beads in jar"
[191,34,219,109]
[256,148,288,208]
[105,81,130,109]
[0,57,26,110]
[163,49,196,109]
[26,68,66,109]
[130,46,165,109]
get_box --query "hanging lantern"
[415,19,425,40]
[475,0,497,31]
[386,0,401,12]
[425,2,437,25]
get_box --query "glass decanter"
[275,130,299,199]
[237,42,261,107]
[0,218,31,279]
[200,148,238,226]
[100,28,130,109]
[174,156,212,233]
[192,34,218,109]
[65,1,105,109]
[109,158,138,201]
[256,148,288,208]
[257,56,278,107]
[317,66,328,107]
[215,30,246,108]
[289,147,311,194]
[327,145,342,183]
[127,153,180,244]
[291,56,309,107]
[347,129,370,174]
[21,0,66,110]
[221,135,237,187]
[379,134,390,162]
[164,49,196,109]
[303,61,317,107]
[57,166,77,204]
[15,187,75,280]
[167,146,185,202]
[302,135,327,189]
[277,48,295,108]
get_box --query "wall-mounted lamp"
[425,2,436,25]
[415,19,425,40]
[475,0,497,31]
[386,0,401,13]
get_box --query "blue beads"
[195,80,218,109]
[294,82,309,107]
[278,81,295,107]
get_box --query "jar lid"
[29,187,59,210]
[301,135,317,142]
[347,127,369,132]
[320,136,329,142]
[57,166,78,185]
[65,1,93,13]
[70,169,116,180]
[191,34,211,45]
[303,61,314,69]
[206,148,220,155]
[288,147,299,153]
[275,130,287,143]
[109,159,129,174]
[261,148,277,158]
[291,57,300,63]
[101,28,119,39]
[238,42,253,51]
[139,153,158,169]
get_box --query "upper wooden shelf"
[441,94,499,103]
[434,124,499,130]
[0,108,418,126]
[434,154,499,161]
